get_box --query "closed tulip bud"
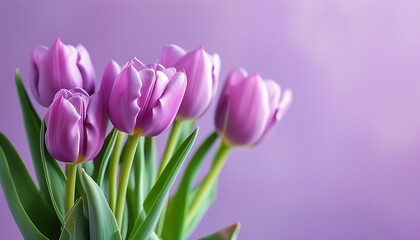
[99,60,121,110]
[44,88,107,163]
[108,58,187,136]
[215,68,292,147]
[30,38,96,107]
[158,44,220,119]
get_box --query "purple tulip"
[99,60,121,110]
[30,38,96,107]
[108,58,187,136]
[158,44,220,119]
[215,68,292,147]
[45,88,107,163]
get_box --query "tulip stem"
[109,131,125,213]
[158,120,183,176]
[65,163,78,213]
[186,142,231,227]
[115,135,140,227]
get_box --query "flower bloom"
[108,58,187,136]
[99,60,121,110]
[45,88,107,163]
[158,44,220,119]
[214,68,292,147]
[30,38,96,107]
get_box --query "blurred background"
[1,1,420,239]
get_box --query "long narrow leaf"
[62,198,89,240]
[144,137,157,196]
[80,169,121,240]
[199,222,241,240]
[40,123,67,223]
[15,71,50,201]
[92,128,118,186]
[133,137,146,217]
[0,133,60,239]
[164,132,218,240]
[184,184,217,238]
[129,128,199,240]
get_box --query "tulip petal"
[223,74,270,146]
[136,69,157,114]
[142,72,187,136]
[277,89,293,120]
[37,39,83,106]
[45,96,81,163]
[158,44,186,67]
[84,93,108,160]
[77,44,96,95]
[265,80,281,112]
[30,46,48,104]
[99,60,121,109]
[108,65,141,134]
[130,57,145,71]
[214,68,248,134]
[256,89,293,144]
[176,47,214,118]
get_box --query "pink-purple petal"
[108,65,142,134]
[142,72,187,136]
[99,60,121,109]
[84,92,108,160]
[37,39,83,106]
[176,47,214,119]
[45,96,81,163]
[76,44,96,95]
[158,44,186,67]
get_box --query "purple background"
[1,1,420,239]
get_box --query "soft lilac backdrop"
[1,1,420,239]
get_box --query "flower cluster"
[0,38,292,240]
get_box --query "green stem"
[186,142,231,226]
[109,131,125,212]
[155,120,183,235]
[134,137,145,216]
[158,120,183,176]
[115,135,140,227]
[65,163,78,213]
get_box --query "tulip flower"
[44,88,107,163]
[99,60,121,110]
[108,58,187,136]
[158,44,220,119]
[30,38,96,107]
[215,68,292,147]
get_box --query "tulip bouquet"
[0,38,292,240]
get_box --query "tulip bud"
[158,44,220,119]
[30,38,96,107]
[44,88,107,163]
[108,58,187,136]
[99,60,121,110]
[215,68,292,147]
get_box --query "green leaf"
[61,198,89,240]
[175,120,195,149]
[184,184,217,238]
[164,132,218,240]
[133,137,145,218]
[75,164,88,215]
[92,128,118,186]
[40,123,67,224]
[0,133,61,239]
[15,71,50,202]
[129,128,199,240]
[199,222,241,240]
[80,168,121,240]
[144,137,157,196]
